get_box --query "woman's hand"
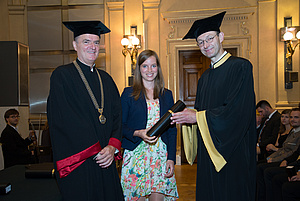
[165,160,175,178]
[133,128,158,144]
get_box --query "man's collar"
[8,124,18,131]
[77,58,95,72]
[268,110,277,119]
[293,126,300,133]
[210,51,231,69]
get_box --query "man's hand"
[165,160,175,178]
[95,145,116,168]
[267,157,273,163]
[266,144,278,152]
[289,171,300,181]
[256,146,261,154]
[170,108,197,124]
[279,160,287,167]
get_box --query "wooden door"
[179,50,210,108]
[179,50,210,163]
[179,48,237,108]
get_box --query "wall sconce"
[121,25,141,85]
[280,26,300,64]
[280,21,299,89]
[121,36,139,66]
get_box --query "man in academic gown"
[47,21,124,200]
[171,11,256,201]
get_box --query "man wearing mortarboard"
[47,21,124,200]
[171,12,256,201]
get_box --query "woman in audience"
[266,109,291,153]
[120,49,178,201]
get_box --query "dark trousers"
[273,173,300,201]
[282,181,300,201]
[256,162,281,201]
[264,167,286,201]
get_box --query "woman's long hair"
[278,109,291,134]
[132,49,165,101]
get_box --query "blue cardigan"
[121,87,177,162]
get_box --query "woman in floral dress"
[120,50,179,201]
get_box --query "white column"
[142,0,160,54]
[8,0,28,44]
[106,2,126,92]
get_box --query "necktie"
[258,117,269,143]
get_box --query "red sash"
[56,141,102,178]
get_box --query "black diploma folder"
[147,100,186,137]
[25,163,55,178]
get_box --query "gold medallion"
[99,114,106,124]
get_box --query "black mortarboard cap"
[182,11,226,40]
[63,21,111,39]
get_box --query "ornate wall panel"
[162,8,256,100]
[27,1,106,113]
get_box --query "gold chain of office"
[73,60,106,124]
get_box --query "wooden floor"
[174,163,197,201]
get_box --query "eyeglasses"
[9,115,20,119]
[197,34,217,47]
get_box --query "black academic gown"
[47,59,124,201]
[194,54,256,201]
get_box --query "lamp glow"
[131,37,140,46]
[283,32,293,41]
[296,31,300,39]
[121,38,129,46]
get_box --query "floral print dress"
[121,100,179,201]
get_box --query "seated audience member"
[256,108,300,201]
[0,109,36,168]
[273,162,300,201]
[266,109,291,154]
[256,100,281,160]
[267,108,300,163]
[263,145,300,201]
